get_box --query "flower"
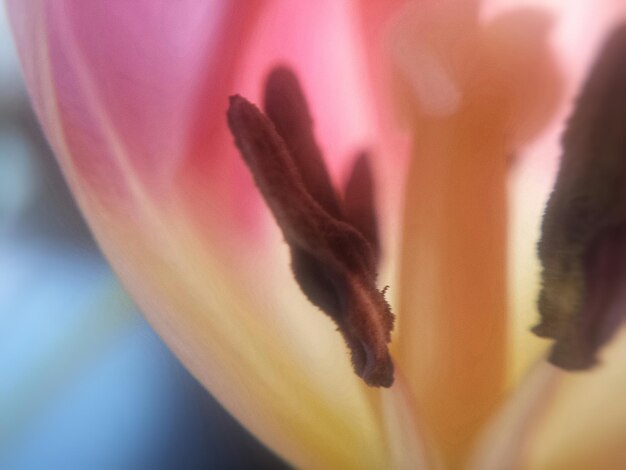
[7,0,626,468]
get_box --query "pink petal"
[8,0,263,205]
[7,1,412,466]
[178,0,386,242]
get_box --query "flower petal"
[467,363,561,469]
[523,331,626,469]
[7,0,263,201]
[7,0,405,467]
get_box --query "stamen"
[535,23,626,369]
[344,152,381,261]
[227,69,394,387]
[263,66,343,219]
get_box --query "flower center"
[226,66,394,387]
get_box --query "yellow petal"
[89,201,393,469]
[467,363,561,469]
[524,330,626,469]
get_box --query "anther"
[227,67,394,387]
[535,24,626,369]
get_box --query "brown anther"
[264,66,343,220]
[535,23,626,369]
[227,67,394,387]
[344,152,381,262]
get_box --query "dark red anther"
[227,67,394,387]
[344,152,381,262]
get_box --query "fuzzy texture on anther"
[227,68,394,387]
[536,23,626,369]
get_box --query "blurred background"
[0,7,285,470]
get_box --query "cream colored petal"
[86,202,394,469]
[468,363,562,470]
[380,375,437,469]
[508,134,561,383]
[524,329,626,469]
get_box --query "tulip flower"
[7,0,626,468]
